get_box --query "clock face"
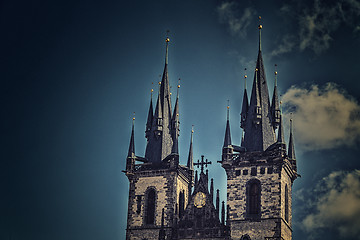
[194,192,206,208]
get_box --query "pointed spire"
[242,18,276,152]
[187,126,194,170]
[154,83,163,120]
[221,201,225,225]
[277,101,285,144]
[127,114,135,158]
[171,78,180,155]
[210,178,214,204]
[223,102,232,148]
[288,118,296,160]
[277,114,285,144]
[271,64,280,128]
[216,189,220,220]
[146,88,154,136]
[241,69,249,128]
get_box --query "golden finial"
[258,16,262,29]
[132,112,135,121]
[244,68,247,90]
[191,125,194,133]
[255,68,259,72]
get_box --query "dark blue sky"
[2,0,360,239]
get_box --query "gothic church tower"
[123,36,194,240]
[220,20,298,240]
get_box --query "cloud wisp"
[298,170,360,239]
[271,0,360,56]
[217,2,256,38]
[282,83,360,151]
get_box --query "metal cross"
[194,155,212,173]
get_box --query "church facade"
[123,23,298,240]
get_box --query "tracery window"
[247,179,261,216]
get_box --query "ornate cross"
[194,155,212,173]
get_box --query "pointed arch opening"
[246,179,261,218]
[145,188,156,225]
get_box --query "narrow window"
[145,189,156,224]
[179,190,185,219]
[285,184,289,222]
[248,180,260,215]
[136,195,142,214]
[236,170,241,176]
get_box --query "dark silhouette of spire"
[241,70,249,128]
[216,189,220,220]
[242,18,276,152]
[277,114,285,144]
[171,79,180,155]
[288,118,296,160]
[271,65,280,128]
[145,89,154,138]
[127,116,135,158]
[223,103,232,148]
[187,127,194,170]
[221,201,225,225]
[210,178,214,204]
[144,34,175,163]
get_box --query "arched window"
[145,188,156,224]
[285,184,289,222]
[179,190,185,219]
[247,179,261,216]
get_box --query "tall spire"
[187,126,194,170]
[210,178,214,204]
[277,110,285,144]
[172,78,180,155]
[126,114,136,172]
[242,18,276,152]
[127,114,135,158]
[221,201,225,225]
[144,33,174,163]
[241,69,249,128]
[288,118,296,160]
[224,102,232,148]
[145,88,154,138]
[271,64,280,128]
[216,189,220,220]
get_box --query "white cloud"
[282,83,360,151]
[301,170,360,239]
[217,2,255,38]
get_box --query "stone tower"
[123,36,194,240]
[220,22,298,240]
